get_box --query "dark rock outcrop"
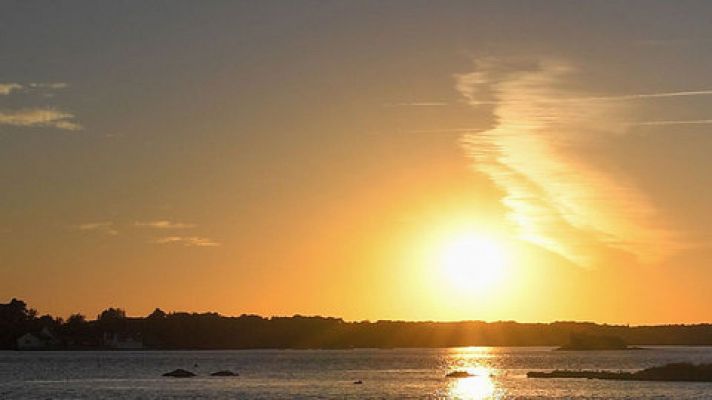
[446,371,475,378]
[210,370,239,377]
[528,363,712,382]
[163,368,196,378]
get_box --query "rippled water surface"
[2,347,712,399]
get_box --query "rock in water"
[446,371,475,378]
[211,370,239,377]
[163,369,196,378]
[527,363,712,382]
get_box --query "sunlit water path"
[2,347,712,399]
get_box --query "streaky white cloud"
[135,220,197,229]
[567,89,712,103]
[455,58,680,267]
[154,236,221,247]
[74,222,118,236]
[0,108,82,130]
[459,86,712,106]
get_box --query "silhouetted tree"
[8,298,712,350]
[97,307,127,333]
[0,298,38,348]
[147,308,167,319]
[67,313,87,327]
[98,308,126,321]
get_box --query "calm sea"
[2,347,712,399]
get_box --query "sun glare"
[440,233,508,293]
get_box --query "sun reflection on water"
[446,347,499,399]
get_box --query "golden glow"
[447,367,496,400]
[447,347,498,399]
[440,233,508,293]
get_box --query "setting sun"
[5,2,712,399]
[440,233,508,293]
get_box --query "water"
[2,347,712,399]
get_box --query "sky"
[1,1,712,324]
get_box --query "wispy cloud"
[0,82,79,130]
[70,220,220,247]
[0,83,23,96]
[633,38,690,47]
[570,89,712,103]
[28,82,69,90]
[382,101,450,107]
[0,108,82,130]
[154,236,221,247]
[0,82,69,95]
[460,86,712,107]
[135,220,196,229]
[630,119,712,127]
[405,128,481,134]
[455,58,680,267]
[73,222,118,236]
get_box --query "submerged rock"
[446,371,475,378]
[163,368,196,378]
[210,370,239,377]
[353,380,363,384]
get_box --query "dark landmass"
[556,333,642,351]
[528,363,712,382]
[7,298,712,350]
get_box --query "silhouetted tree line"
[5,298,712,350]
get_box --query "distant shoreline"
[7,299,712,351]
[10,344,712,352]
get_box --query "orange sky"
[2,2,712,324]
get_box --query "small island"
[163,369,196,378]
[528,363,712,382]
[446,371,476,378]
[556,333,641,351]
